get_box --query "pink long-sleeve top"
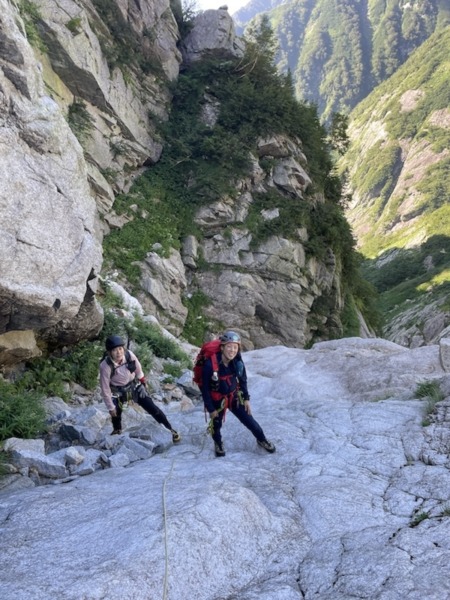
[99,350,144,411]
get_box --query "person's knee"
[137,397,155,413]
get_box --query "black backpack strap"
[105,355,115,378]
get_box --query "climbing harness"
[111,382,135,411]
[205,398,227,436]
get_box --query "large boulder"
[0,0,103,364]
[181,7,245,64]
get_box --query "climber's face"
[222,342,239,361]
[110,346,125,363]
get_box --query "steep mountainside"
[105,11,371,350]
[340,26,450,347]
[236,0,449,120]
[0,2,373,369]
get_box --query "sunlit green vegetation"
[266,0,448,119]
[338,25,450,333]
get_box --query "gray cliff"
[0,0,353,367]
[0,0,181,366]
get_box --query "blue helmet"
[220,330,241,344]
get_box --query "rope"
[161,417,212,599]
[162,457,176,600]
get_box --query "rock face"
[32,0,181,213]
[0,0,102,361]
[180,7,245,64]
[1,338,450,598]
[384,294,450,349]
[138,248,188,332]
[0,0,183,366]
[183,133,343,348]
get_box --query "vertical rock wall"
[0,0,102,364]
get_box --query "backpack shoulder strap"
[211,352,219,373]
[105,355,115,378]
[105,350,131,378]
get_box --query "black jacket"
[201,352,249,413]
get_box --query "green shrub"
[417,158,450,211]
[18,357,71,400]
[126,316,191,367]
[100,168,118,184]
[17,340,103,400]
[0,380,46,442]
[131,342,153,375]
[182,291,217,347]
[100,309,126,342]
[163,363,183,379]
[416,380,444,425]
[99,283,125,310]
[19,0,47,52]
[352,141,401,202]
[67,100,94,143]
[65,342,103,390]
[66,17,82,34]
[340,292,361,338]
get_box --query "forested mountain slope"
[340,25,450,347]
[235,0,449,120]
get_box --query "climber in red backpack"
[197,330,276,457]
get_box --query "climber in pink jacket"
[100,334,181,442]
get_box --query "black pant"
[112,391,172,431]
[211,396,265,445]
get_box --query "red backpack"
[193,340,221,389]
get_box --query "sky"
[196,0,249,15]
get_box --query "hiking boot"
[111,429,122,435]
[171,430,181,443]
[257,439,276,453]
[214,442,226,457]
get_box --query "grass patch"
[66,16,82,34]
[18,0,47,52]
[163,363,184,380]
[67,100,95,144]
[416,380,444,425]
[124,316,191,368]
[0,380,47,442]
[410,511,429,528]
[182,291,219,347]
